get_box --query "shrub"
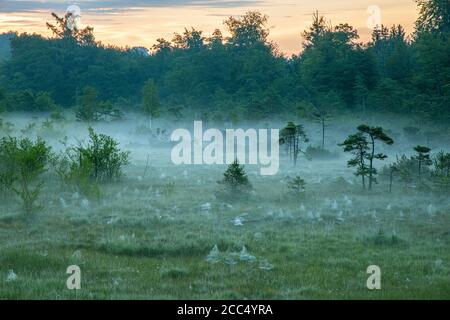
[0,90,57,112]
[75,86,122,122]
[35,91,57,111]
[383,154,432,189]
[217,160,252,199]
[69,127,130,183]
[365,229,404,247]
[160,181,176,196]
[0,137,51,214]
[432,151,450,192]
[51,151,100,198]
[49,105,66,121]
[287,175,306,195]
[394,155,417,187]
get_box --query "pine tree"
[357,125,394,190]
[413,145,432,182]
[339,132,370,189]
[222,160,250,189]
[287,176,306,194]
[432,150,450,191]
[280,122,308,166]
[309,105,332,150]
[46,12,95,45]
[218,160,251,196]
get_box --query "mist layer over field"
[1,113,449,299]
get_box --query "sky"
[0,0,419,55]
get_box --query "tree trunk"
[360,151,366,190]
[369,136,375,191]
[293,137,298,167]
[418,160,422,183]
[389,170,394,193]
[322,119,325,150]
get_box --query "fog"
[1,112,449,299]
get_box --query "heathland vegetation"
[0,0,449,299]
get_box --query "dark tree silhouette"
[339,133,370,189]
[280,122,308,167]
[357,125,394,190]
[413,145,432,182]
[46,12,95,45]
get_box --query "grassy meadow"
[0,113,449,299]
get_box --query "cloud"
[0,0,264,13]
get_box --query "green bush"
[160,181,176,196]
[432,151,450,192]
[287,175,306,195]
[51,151,100,198]
[0,89,57,112]
[51,128,128,198]
[75,86,122,122]
[69,127,130,183]
[0,136,51,214]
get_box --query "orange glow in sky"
[0,0,419,55]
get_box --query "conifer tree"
[357,125,394,190]
[339,133,370,189]
[413,145,432,182]
[218,160,251,197]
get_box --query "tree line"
[0,0,448,123]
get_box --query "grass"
[0,115,449,299]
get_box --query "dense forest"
[0,0,449,123]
